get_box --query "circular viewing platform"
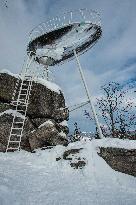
[27,9,102,66]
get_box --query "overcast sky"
[0,0,136,133]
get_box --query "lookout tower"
[6,8,103,152]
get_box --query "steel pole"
[73,49,104,139]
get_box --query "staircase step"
[8,141,20,143]
[14,122,24,124]
[6,147,19,150]
[12,128,23,130]
[18,99,26,102]
[16,112,25,115]
[19,96,28,99]
[13,103,27,107]
[19,95,27,98]
[17,110,25,112]
[22,88,28,90]
[21,90,28,92]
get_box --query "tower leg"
[73,49,104,139]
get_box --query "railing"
[28,8,101,44]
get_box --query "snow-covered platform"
[27,22,101,66]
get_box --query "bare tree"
[97,82,136,138]
[1,0,8,8]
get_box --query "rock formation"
[99,147,136,177]
[0,71,69,152]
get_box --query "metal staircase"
[6,75,33,152]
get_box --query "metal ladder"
[11,78,20,103]
[6,75,33,152]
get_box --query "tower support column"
[73,49,104,139]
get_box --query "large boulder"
[99,147,136,177]
[27,83,69,121]
[31,118,69,135]
[0,72,69,121]
[29,120,68,151]
[0,72,18,103]
[0,71,69,152]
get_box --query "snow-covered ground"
[0,139,136,205]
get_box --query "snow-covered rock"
[0,72,69,152]
[0,72,69,120]
[29,120,68,151]
[38,120,54,128]
[94,138,136,150]
[99,147,136,177]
